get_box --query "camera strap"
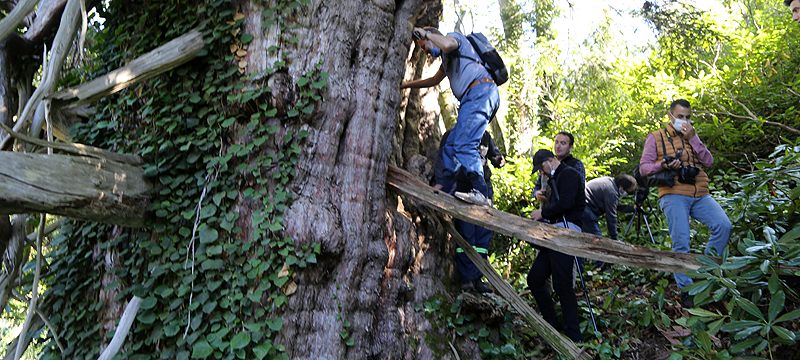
[663,129,697,167]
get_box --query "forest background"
[0,0,799,359]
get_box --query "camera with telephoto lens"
[678,165,700,184]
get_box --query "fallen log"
[49,28,205,108]
[0,152,150,227]
[387,165,702,274]
[445,220,591,359]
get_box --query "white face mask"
[673,118,686,133]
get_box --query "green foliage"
[418,295,542,359]
[671,144,800,358]
[36,0,326,359]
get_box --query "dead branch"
[0,0,39,42]
[0,121,143,165]
[444,220,589,359]
[0,0,80,149]
[13,214,44,360]
[0,215,29,317]
[97,296,142,360]
[50,28,205,107]
[0,152,151,227]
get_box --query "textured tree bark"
[231,0,474,358]
[0,153,151,227]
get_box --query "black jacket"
[542,163,585,228]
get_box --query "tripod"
[623,198,657,245]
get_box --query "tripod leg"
[636,208,642,242]
[624,209,637,237]
[574,256,599,336]
[642,212,657,245]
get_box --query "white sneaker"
[454,189,492,207]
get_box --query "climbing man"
[638,99,732,308]
[528,149,585,342]
[402,26,500,207]
[434,130,505,293]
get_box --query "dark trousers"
[454,219,492,283]
[436,170,493,284]
[527,248,582,342]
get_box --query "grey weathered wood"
[0,0,38,43]
[445,221,591,359]
[0,121,142,165]
[22,0,67,43]
[387,165,703,274]
[97,296,141,360]
[0,152,151,227]
[50,29,205,107]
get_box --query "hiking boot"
[454,189,492,207]
[473,280,493,294]
[680,293,694,308]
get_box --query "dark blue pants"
[454,219,492,283]
[435,168,493,285]
[439,82,499,195]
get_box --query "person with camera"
[583,174,638,241]
[639,99,732,308]
[533,132,585,203]
[528,149,585,342]
[401,27,500,207]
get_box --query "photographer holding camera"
[639,99,732,308]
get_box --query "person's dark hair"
[423,27,443,36]
[556,131,575,146]
[669,99,691,111]
[614,174,638,193]
[785,0,793,7]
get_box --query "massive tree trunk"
[249,0,466,357]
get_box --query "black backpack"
[462,32,508,86]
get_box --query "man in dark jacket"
[533,131,585,203]
[583,175,638,241]
[527,149,585,342]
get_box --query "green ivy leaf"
[230,331,251,350]
[253,342,273,359]
[140,296,157,310]
[241,33,254,44]
[191,340,214,358]
[199,225,219,244]
[266,317,283,332]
